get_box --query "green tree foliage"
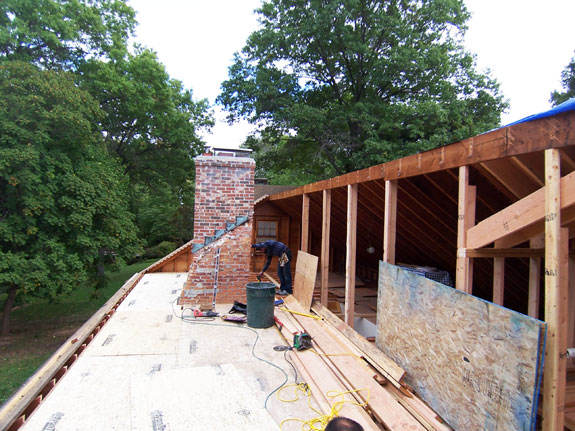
[218,0,508,178]
[550,54,575,106]
[79,48,213,245]
[0,62,141,335]
[0,0,135,68]
[79,49,212,186]
[2,0,213,249]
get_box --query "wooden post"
[321,189,331,306]
[528,235,544,318]
[493,257,505,306]
[383,180,397,264]
[569,253,575,370]
[345,184,358,327]
[301,193,310,253]
[542,148,567,431]
[456,166,476,294]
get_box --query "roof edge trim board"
[0,272,146,431]
[268,110,575,201]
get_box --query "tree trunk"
[1,285,18,337]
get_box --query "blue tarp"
[503,97,575,127]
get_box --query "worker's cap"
[251,244,265,249]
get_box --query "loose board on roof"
[292,250,318,310]
[376,261,546,431]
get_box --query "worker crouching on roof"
[251,240,292,296]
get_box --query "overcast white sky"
[128,0,575,149]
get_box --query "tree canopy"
[79,49,213,244]
[218,0,507,180]
[550,53,575,106]
[0,0,213,335]
[0,62,140,335]
[0,0,135,68]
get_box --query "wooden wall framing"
[320,189,331,306]
[345,184,358,326]
[262,110,575,429]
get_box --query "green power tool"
[293,332,313,351]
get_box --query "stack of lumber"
[274,296,452,431]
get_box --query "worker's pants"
[278,249,292,293]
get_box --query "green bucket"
[246,282,276,328]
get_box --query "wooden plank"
[311,300,406,387]
[467,170,575,249]
[321,189,331,306]
[456,166,475,293]
[286,298,425,430]
[493,257,505,305]
[460,248,545,258]
[345,184,358,327]
[377,261,546,431]
[383,180,397,264]
[543,148,567,431]
[494,205,575,248]
[529,235,545,319]
[479,158,540,199]
[278,299,379,429]
[268,112,575,202]
[569,255,575,370]
[301,193,310,252]
[292,250,319,311]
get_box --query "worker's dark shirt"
[253,240,289,272]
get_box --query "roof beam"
[467,170,575,249]
[269,111,575,201]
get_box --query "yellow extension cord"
[277,383,370,431]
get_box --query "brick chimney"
[180,155,255,306]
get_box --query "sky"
[128,0,575,150]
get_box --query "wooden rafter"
[467,170,575,249]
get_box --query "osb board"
[292,250,318,310]
[376,261,546,431]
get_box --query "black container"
[246,282,276,328]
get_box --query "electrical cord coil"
[277,384,370,431]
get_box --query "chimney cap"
[210,147,253,158]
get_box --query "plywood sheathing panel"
[376,261,546,431]
[292,250,319,310]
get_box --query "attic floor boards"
[20,272,316,430]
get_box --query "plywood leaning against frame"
[292,250,319,310]
[376,261,546,431]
